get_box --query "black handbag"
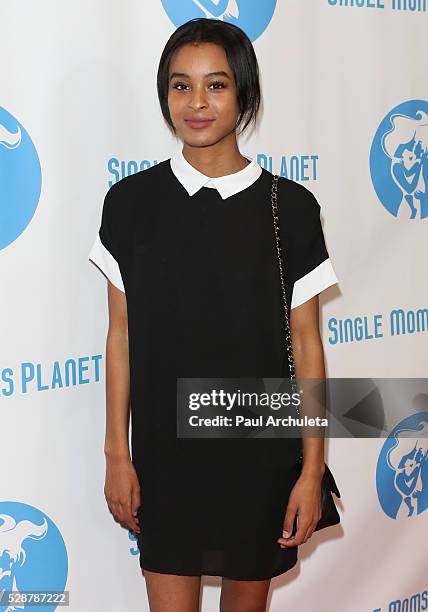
[270,174,341,532]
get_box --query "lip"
[185,119,215,129]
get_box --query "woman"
[89,17,339,612]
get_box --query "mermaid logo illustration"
[160,0,277,42]
[0,106,42,250]
[0,502,68,612]
[376,412,428,520]
[370,100,428,220]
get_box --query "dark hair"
[157,18,261,136]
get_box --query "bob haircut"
[157,17,261,136]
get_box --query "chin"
[182,134,220,147]
[181,134,216,147]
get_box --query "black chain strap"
[270,174,301,422]
[271,178,341,512]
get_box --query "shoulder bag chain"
[270,173,341,531]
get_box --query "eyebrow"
[169,71,231,81]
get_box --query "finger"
[125,496,142,533]
[107,495,140,533]
[120,499,140,533]
[303,517,321,543]
[278,515,298,548]
[302,524,315,543]
[109,497,132,528]
[109,505,125,526]
[300,516,317,543]
[302,506,321,542]
[279,506,297,543]
[283,516,311,546]
[131,488,141,523]
[113,501,128,525]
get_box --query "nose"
[188,85,208,110]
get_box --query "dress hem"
[139,556,298,582]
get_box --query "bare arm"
[104,280,131,460]
[103,280,140,536]
[290,294,326,479]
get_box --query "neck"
[182,134,249,178]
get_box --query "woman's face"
[167,42,240,147]
[402,148,416,165]
[404,459,415,474]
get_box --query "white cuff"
[88,234,125,293]
[291,258,338,309]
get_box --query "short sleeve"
[88,187,125,293]
[280,181,339,309]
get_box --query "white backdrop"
[1,1,428,611]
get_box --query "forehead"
[169,42,231,74]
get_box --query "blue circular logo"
[161,0,277,42]
[376,411,428,520]
[0,502,68,610]
[370,99,428,220]
[0,106,42,250]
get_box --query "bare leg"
[220,577,271,612]
[142,569,202,612]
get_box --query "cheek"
[167,93,184,118]
[213,94,239,121]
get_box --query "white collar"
[169,147,262,199]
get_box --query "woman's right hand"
[104,455,141,536]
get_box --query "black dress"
[88,153,338,580]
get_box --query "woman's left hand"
[277,472,323,547]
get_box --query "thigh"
[220,576,271,612]
[142,569,202,612]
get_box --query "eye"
[209,80,226,90]
[172,81,190,91]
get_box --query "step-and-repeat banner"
[1,1,427,610]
